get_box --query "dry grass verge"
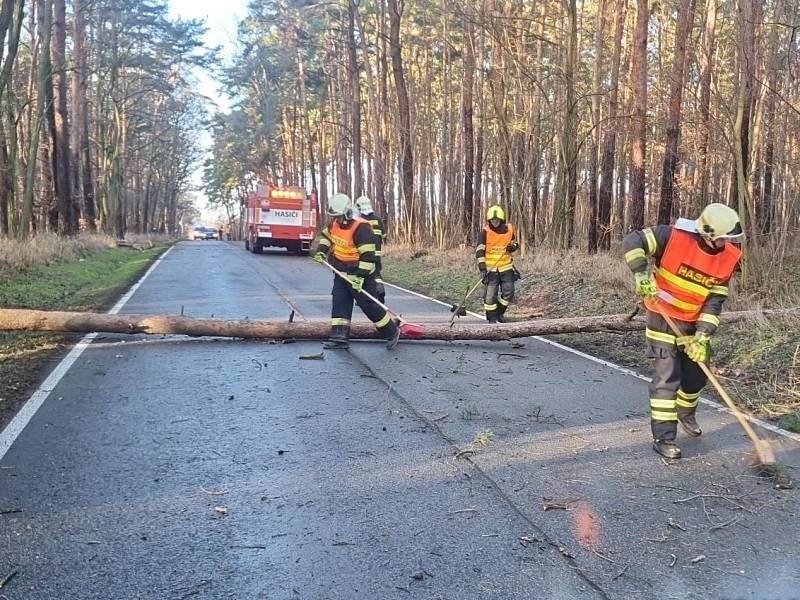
[0,233,116,274]
[383,244,800,419]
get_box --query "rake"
[320,260,425,338]
[652,303,776,468]
[448,253,506,326]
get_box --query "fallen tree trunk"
[0,307,797,341]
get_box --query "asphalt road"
[1,240,799,600]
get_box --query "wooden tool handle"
[320,260,406,324]
[655,306,775,464]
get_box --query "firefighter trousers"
[645,311,708,441]
[330,274,396,337]
[374,272,386,304]
[483,270,515,322]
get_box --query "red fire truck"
[242,183,317,254]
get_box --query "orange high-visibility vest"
[645,228,741,322]
[484,224,515,272]
[329,217,367,264]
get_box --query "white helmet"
[354,195,373,215]
[327,193,352,217]
[695,203,744,242]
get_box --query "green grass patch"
[0,243,171,429]
[473,429,496,447]
[779,412,800,433]
[383,261,478,309]
[0,245,169,311]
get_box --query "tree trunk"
[657,0,696,224]
[598,0,626,250]
[588,0,606,253]
[2,307,797,341]
[22,0,52,238]
[628,0,649,230]
[697,0,718,210]
[733,0,757,240]
[553,0,578,249]
[51,0,73,234]
[758,0,783,235]
[0,120,8,235]
[0,0,23,234]
[295,42,317,195]
[461,18,475,242]
[346,1,362,197]
[387,0,415,239]
[352,2,385,219]
[473,0,486,234]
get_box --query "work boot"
[652,439,682,459]
[678,413,702,437]
[323,325,350,349]
[496,304,508,323]
[486,312,498,324]
[381,320,401,350]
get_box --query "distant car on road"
[207,228,220,240]
[191,226,215,241]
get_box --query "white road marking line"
[0,245,176,461]
[382,280,800,444]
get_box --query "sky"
[168,0,250,223]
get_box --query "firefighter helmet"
[354,195,373,215]
[486,205,505,222]
[696,203,744,242]
[327,193,352,217]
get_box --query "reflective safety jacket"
[314,217,378,277]
[362,211,386,270]
[476,224,515,272]
[623,224,741,334]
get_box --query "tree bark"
[657,0,696,224]
[387,0,415,239]
[51,0,72,234]
[22,0,52,238]
[553,0,578,249]
[2,307,797,341]
[588,0,606,253]
[757,0,782,235]
[0,0,23,234]
[628,0,649,231]
[352,2,385,219]
[733,0,757,242]
[598,0,626,250]
[461,18,475,242]
[697,0,718,210]
[346,1,362,197]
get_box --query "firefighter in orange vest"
[314,193,400,350]
[476,205,519,323]
[623,203,743,459]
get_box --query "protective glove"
[350,275,365,292]
[480,271,489,285]
[685,332,711,364]
[506,242,519,253]
[313,252,326,264]
[634,271,658,299]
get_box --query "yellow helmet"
[327,193,352,217]
[695,203,744,242]
[354,195,373,215]
[486,205,505,222]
